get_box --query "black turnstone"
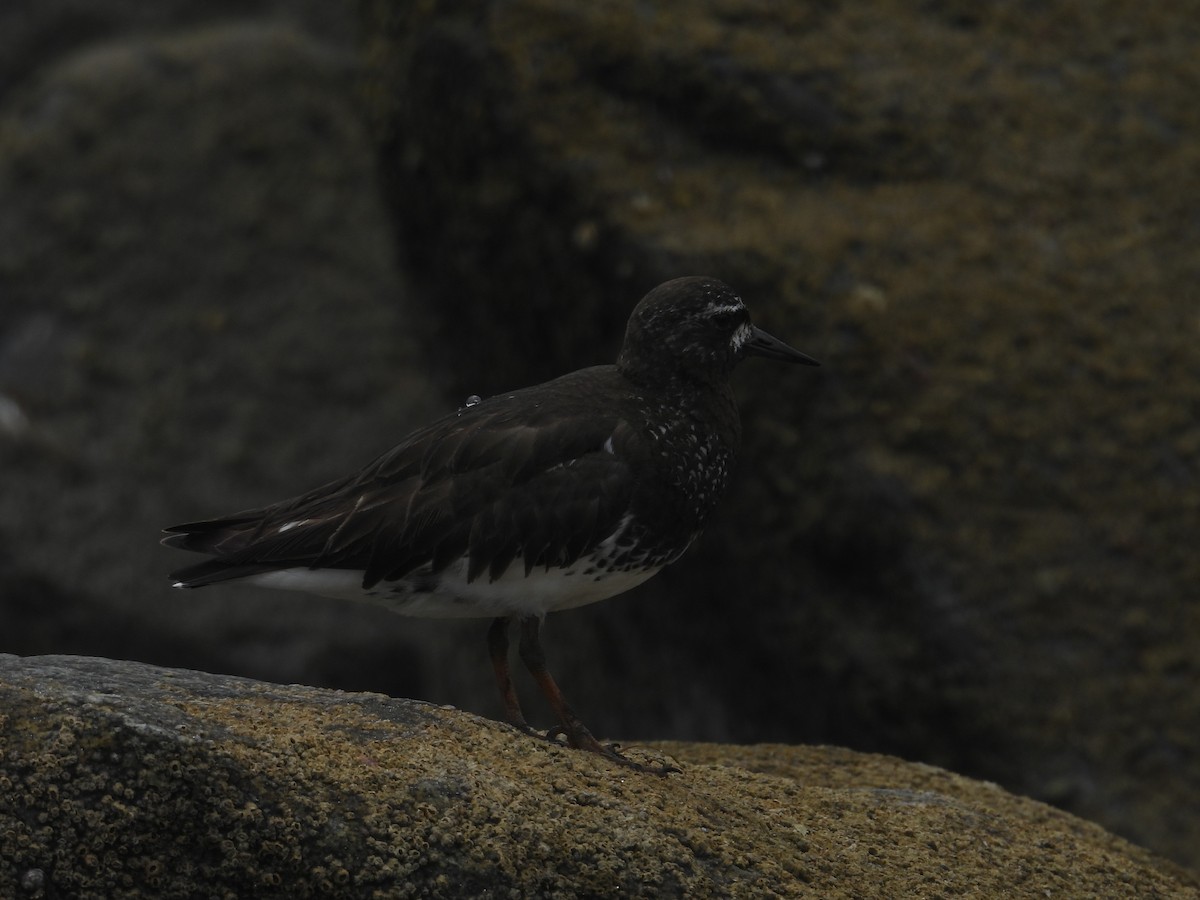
[163,276,818,770]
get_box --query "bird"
[163,276,819,771]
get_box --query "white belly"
[247,557,662,618]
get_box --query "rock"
[2,0,1199,876]
[0,21,445,692]
[357,0,1200,868]
[1,653,1195,899]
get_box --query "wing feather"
[166,368,648,590]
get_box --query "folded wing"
[164,394,642,590]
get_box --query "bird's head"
[617,276,818,386]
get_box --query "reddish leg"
[516,615,677,774]
[516,615,605,753]
[488,616,532,732]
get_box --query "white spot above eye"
[602,435,615,454]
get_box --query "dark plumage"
[164,276,818,770]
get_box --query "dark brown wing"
[164,368,645,589]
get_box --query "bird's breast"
[634,392,741,528]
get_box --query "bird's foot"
[500,615,680,774]
[502,716,679,775]
[545,723,681,776]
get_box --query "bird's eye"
[711,309,743,328]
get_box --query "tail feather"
[161,515,260,555]
[163,515,277,587]
[168,557,278,589]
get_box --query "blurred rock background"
[2,0,1197,872]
